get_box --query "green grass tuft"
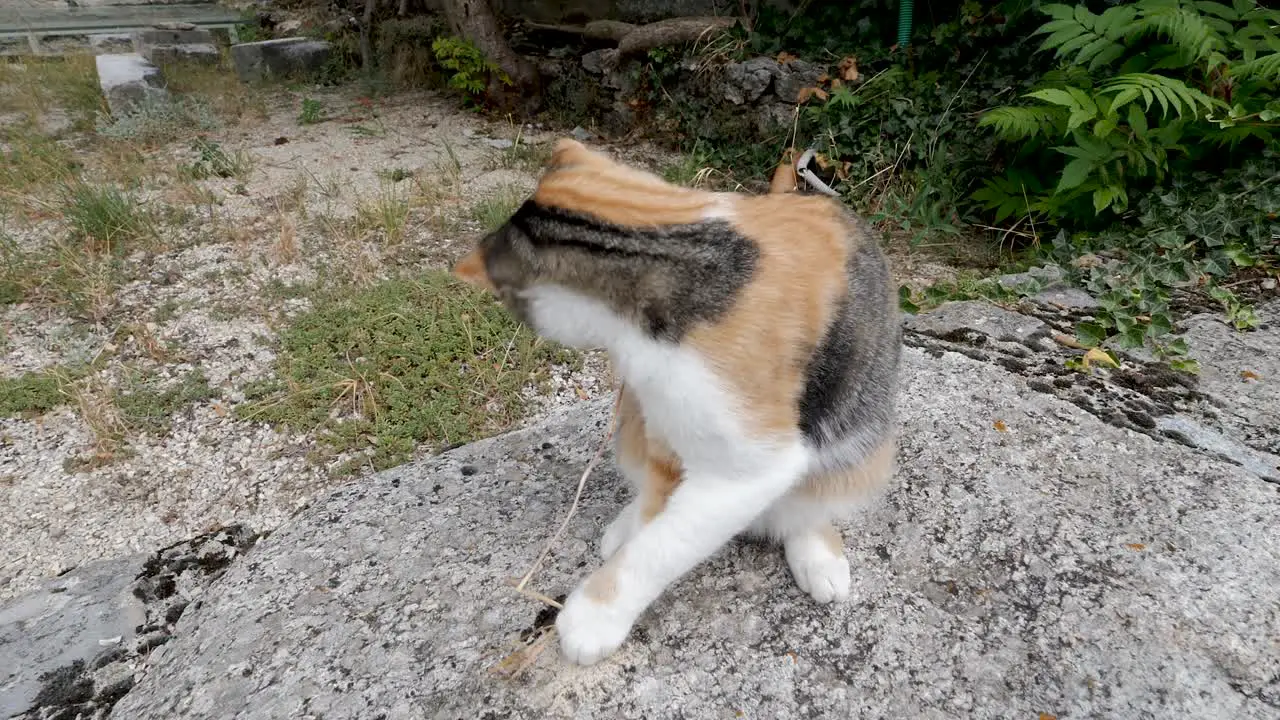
[0,368,70,417]
[62,182,153,254]
[237,272,577,475]
[468,186,525,232]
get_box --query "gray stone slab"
[133,27,214,46]
[904,299,1050,342]
[88,33,135,52]
[94,52,166,116]
[142,42,220,65]
[230,37,331,83]
[111,346,1280,719]
[0,555,147,719]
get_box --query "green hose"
[897,0,914,47]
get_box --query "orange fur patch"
[616,388,685,523]
[585,547,625,603]
[799,434,898,500]
[533,139,721,227]
[820,524,845,556]
[685,193,854,438]
[452,247,495,291]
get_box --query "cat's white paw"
[599,500,641,560]
[555,585,634,666]
[784,532,852,604]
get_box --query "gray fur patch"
[798,213,903,467]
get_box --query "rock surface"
[1,527,261,720]
[94,53,166,117]
[107,337,1280,718]
[0,555,146,719]
[230,38,332,83]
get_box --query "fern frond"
[1130,4,1224,63]
[1236,51,1280,82]
[1034,3,1137,69]
[978,106,1068,141]
[1100,72,1222,119]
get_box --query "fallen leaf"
[1082,347,1119,369]
[1126,543,1146,551]
[838,56,860,82]
[993,419,1008,432]
[575,386,589,400]
[1241,370,1261,381]
[785,651,799,664]
[776,51,797,64]
[796,87,828,104]
[1053,333,1085,349]
[814,153,831,169]
[212,402,228,417]
[1040,714,1058,720]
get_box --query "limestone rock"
[133,27,214,47]
[110,346,1280,718]
[773,58,823,105]
[94,54,166,118]
[230,38,332,83]
[721,56,779,105]
[142,43,221,66]
[0,555,146,719]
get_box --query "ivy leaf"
[1076,321,1108,347]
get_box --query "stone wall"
[540,47,826,167]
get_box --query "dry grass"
[273,213,300,264]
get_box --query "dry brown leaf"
[796,86,828,104]
[776,51,797,64]
[1040,714,1058,720]
[813,153,831,169]
[1053,333,1085,349]
[993,420,1008,432]
[1241,370,1261,381]
[838,56,859,82]
[785,651,799,664]
[575,386,590,400]
[212,401,228,417]
[1126,543,1146,551]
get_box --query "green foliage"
[94,94,219,143]
[430,36,510,104]
[976,0,1280,223]
[1046,152,1279,360]
[181,138,253,180]
[115,369,216,437]
[236,273,577,475]
[297,98,325,125]
[0,368,70,417]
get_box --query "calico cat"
[452,139,902,666]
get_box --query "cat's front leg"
[556,444,808,665]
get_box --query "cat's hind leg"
[750,434,897,604]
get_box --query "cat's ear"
[549,138,595,170]
[769,147,798,194]
[452,246,496,292]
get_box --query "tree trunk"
[359,0,377,72]
[439,0,541,113]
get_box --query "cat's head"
[451,138,715,344]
